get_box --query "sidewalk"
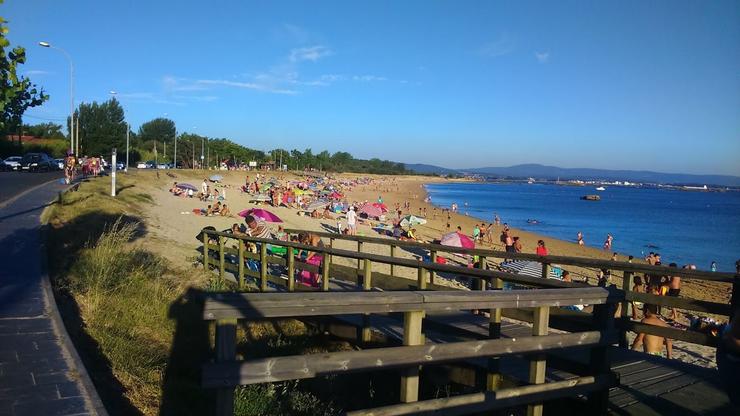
[0,180,105,416]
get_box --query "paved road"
[0,171,63,204]
[0,180,104,415]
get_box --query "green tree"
[138,117,176,148]
[0,5,48,144]
[24,122,64,139]
[75,98,126,156]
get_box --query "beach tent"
[500,260,560,279]
[400,215,427,228]
[440,232,475,249]
[239,208,283,223]
[175,183,198,191]
[359,204,383,218]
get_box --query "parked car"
[156,163,169,169]
[55,158,65,170]
[3,156,22,171]
[116,161,125,170]
[137,160,155,169]
[20,153,56,172]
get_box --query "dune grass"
[43,175,346,415]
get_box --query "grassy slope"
[43,176,342,416]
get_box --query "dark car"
[20,153,56,172]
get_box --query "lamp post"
[109,91,129,172]
[39,41,75,155]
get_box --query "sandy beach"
[115,169,728,369]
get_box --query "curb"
[39,182,110,416]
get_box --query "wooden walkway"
[331,310,736,416]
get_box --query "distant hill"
[461,164,740,187]
[405,163,460,175]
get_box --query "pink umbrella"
[440,232,475,249]
[372,202,388,212]
[238,208,283,223]
[360,204,383,218]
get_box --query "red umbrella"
[372,202,388,212]
[328,191,344,200]
[360,204,383,218]
[440,232,475,249]
[238,208,283,223]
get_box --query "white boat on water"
[595,186,606,191]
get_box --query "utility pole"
[125,124,129,172]
[111,148,117,196]
[201,136,204,170]
[173,130,177,169]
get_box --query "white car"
[137,161,155,169]
[3,156,21,171]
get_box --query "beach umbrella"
[209,174,223,182]
[440,232,475,249]
[372,202,388,212]
[360,204,383,218]
[239,208,283,223]
[175,183,198,191]
[400,215,427,228]
[306,199,330,211]
[500,260,560,279]
[248,194,271,202]
[328,191,343,200]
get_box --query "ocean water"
[425,182,740,273]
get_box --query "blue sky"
[6,0,740,175]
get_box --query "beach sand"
[118,169,728,369]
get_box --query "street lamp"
[39,41,75,155]
[109,91,129,172]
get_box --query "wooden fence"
[202,287,620,416]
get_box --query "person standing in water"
[577,231,584,246]
[603,234,613,251]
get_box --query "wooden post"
[322,252,330,292]
[237,239,245,289]
[218,235,225,280]
[527,306,550,416]
[429,250,437,283]
[400,310,424,403]
[287,248,295,292]
[587,302,614,414]
[259,243,267,292]
[619,271,633,347]
[540,262,549,280]
[390,245,396,278]
[214,318,237,416]
[417,261,427,290]
[202,231,209,276]
[487,276,504,391]
[357,241,363,271]
[362,259,373,342]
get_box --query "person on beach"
[346,206,357,236]
[502,230,515,253]
[472,224,480,242]
[632,304,673,359]
[718,308,740,406]
[561,271,571,282]
[202,179,209,196]
[494,214,500,226]
[513,236,523,253]
[220,204,231,217]
[667,264,683,321]
[536,240,548,256]
[244,215,272,239]
[611,252,618,261]
[577,231,584,246]
[631,275,645,319]
[603,234,613,251]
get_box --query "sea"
[424,182,740,273]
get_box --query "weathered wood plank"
[625,291,732,316]
[202,330,613,387]
[400,310,424,403]
[527,306,550,416]
[620,320,718,347]
[344,374,617,416]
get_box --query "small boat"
[526,219,539,224]
[581,194,601,201]
[595,186,606,191]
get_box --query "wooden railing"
[202,287,620,416]
[199,228,739,349]
[280,228,740,347]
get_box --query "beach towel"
[298,254,323,287]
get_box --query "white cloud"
[479,34,515,57]
[289,45,332,62]
[352,75,388,82]
[197,79,298,95]
[23,69,50,76]
[535,51,550,63]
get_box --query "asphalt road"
[0,170,64,204]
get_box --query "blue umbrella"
[209,174,223,182]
